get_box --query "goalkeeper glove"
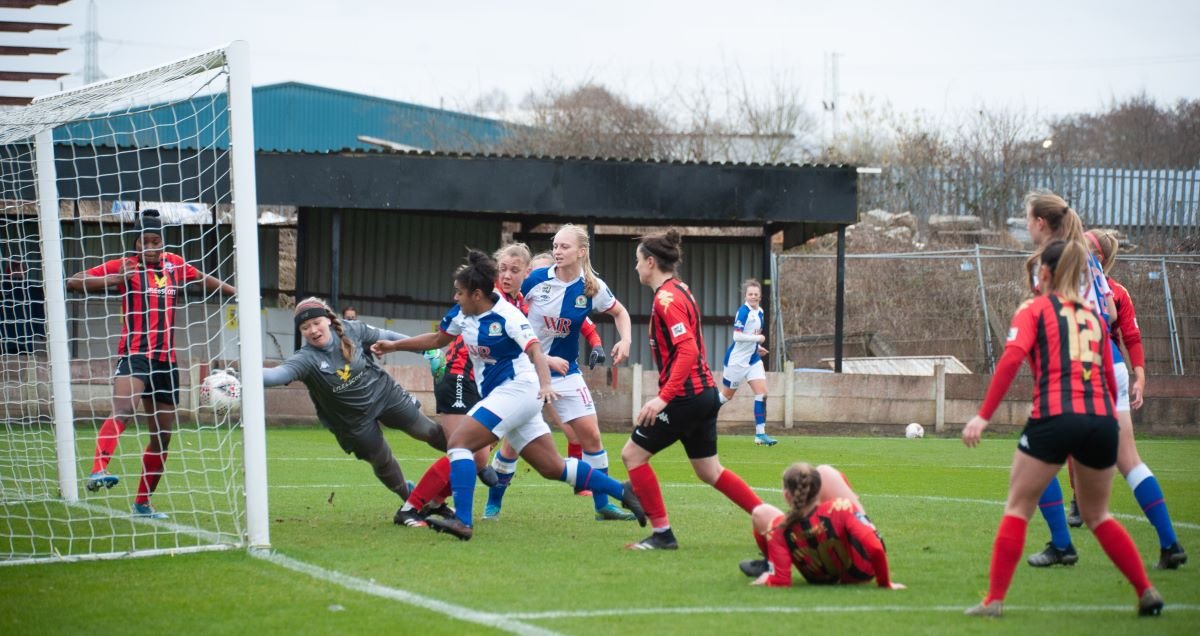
[588,348,606,370]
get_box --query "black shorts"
[435,372,480,415]
[630,387,720,459]
[1018,413,1119,469]
[115,355,179,405]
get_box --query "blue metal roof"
[52,82,512,153]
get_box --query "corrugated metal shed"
[53,82,512,153]
[514,233,764,372]
[296,208,502,321]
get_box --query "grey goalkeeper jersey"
[263,321,408,430]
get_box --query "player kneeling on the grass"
[740,463,903,590]
[373,249,645,541]
[68,209,236,520]
[622,229,763,551]
[961,239,1162,618]
[263,298,447,510]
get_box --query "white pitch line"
[60,501,561,635]
[500,604,1200,620]
[250,549,560,636]
[266,481,1200,532]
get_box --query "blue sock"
[448,449,476,526]
[584,450,611,510]
[487,452,517,510]
[1038,476,1072,550]
[1128,463,1178,548]
[754,395,766,435]
[561,458,623,500]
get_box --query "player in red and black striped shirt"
[740,463,903,590]
[962,239,1162,618]
[67,210,235,519]
[621,228,762,550]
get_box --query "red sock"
[135,448,167,505]
[1093,518,1152,596]
[567,442,582,460]
[407,456,451,510]
[628,464,669,529]
[714,469,763,514]
[984,514,1027,604]
[754,528,769,557]
[91,417,126,473]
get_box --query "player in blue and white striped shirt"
[491,225,636,521]
[720,279,776,446]
[374,250,645,541]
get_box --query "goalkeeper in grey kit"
[262,297,447,502]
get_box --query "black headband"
[294,306,329,329]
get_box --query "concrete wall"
[7,355,1196,436]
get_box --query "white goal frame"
[1,41,268,563]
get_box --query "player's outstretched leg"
[427,448,477,541]
[1125,464,1187,570]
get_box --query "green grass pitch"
[2,429,1197,634]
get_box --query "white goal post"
[0,41,268,564]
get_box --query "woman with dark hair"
[621,228,762,550]
[739,463,900,589]
[962,239,1162,618]
[69,209,235,519]
[374,249,644,541]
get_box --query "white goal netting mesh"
[0,47,254,563]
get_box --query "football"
[905,422,925,439]
[200,370,241,416]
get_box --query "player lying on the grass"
[961,239,1162,618]
[1029,230,1185,570]
[718,278,776,446]
[373,249,645,541]
[69,209,236,519]
[739,462,902,589]
[622,228,763,551]
[263,297,467,508]
[484,244,633,520]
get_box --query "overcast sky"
[6,0,1199,131]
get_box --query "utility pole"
[823,52,841,150]
[82,0,105,84]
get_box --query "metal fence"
[775,248,1200,376]
[858,165,1200,242]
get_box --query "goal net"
[0,42,268,564]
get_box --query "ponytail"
[558,224,601,297]
[1037,240,1089,305]
[779,462,822,530]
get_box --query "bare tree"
[496,82,675,159]
[1048,93,1200,168]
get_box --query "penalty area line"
[249,548,562,636]
[499,603,1200,620]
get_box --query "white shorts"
[468,373,552,454]
[547,373,597,423]
[1113,361,1130,412]
[721,360,765,389]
